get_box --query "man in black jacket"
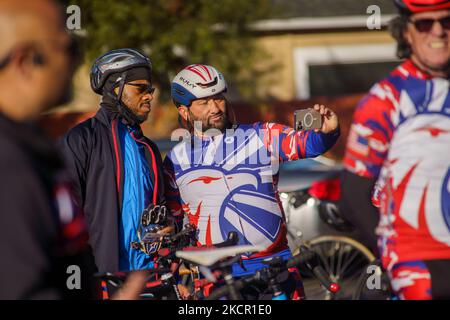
[61,49,166,273]
[0,0,94,299]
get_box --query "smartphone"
[294,108,322,131]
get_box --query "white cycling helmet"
[171,64,227,107]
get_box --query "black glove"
[132,204,169,255]
[140,204,167,227]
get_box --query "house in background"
[252,0,399,101]
[228,0,401,159]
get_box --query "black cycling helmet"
[90,48,152,94]
[394,0,450,13]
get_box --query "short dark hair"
[389,13,412,59]
[173,100,191,130]
[172,99,183,108]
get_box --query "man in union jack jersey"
[342,0,450,299]
[164,64,340,299]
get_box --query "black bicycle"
[176,244,340,300]
[96,224,197,300]
[96,227,239,300]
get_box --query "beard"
[123,98,151,124]
[188,110,232,133]
[132,106,149,123]
[133,113,148,124]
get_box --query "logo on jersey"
[382,114,450,246]
[178,168,282,248]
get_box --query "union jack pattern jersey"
[164,122,339,258]
[343,59,450,268]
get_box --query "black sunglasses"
[126,83,156,95]
[409,16,450,33]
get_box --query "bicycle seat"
[175,245,264,267]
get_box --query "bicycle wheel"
[296,235,375,300]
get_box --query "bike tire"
[294,235,375,300]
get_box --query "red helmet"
[395,0,450,13]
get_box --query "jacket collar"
[94,106,118,129]
[401,59,442,80]
[95,106,145,137]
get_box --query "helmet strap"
[113,71,143,127]
[116,71,127,103]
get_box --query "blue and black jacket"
[60,107,165,273]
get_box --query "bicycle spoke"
[335,243,348,280]
[330,241,337,277]
[307,239,378,300]
[326,241,335,276]
[314,243,332,275]
[343,270,362,283]
[343,254,367,278]
[338,247,360,275]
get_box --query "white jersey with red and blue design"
[164,122,339,260]
[344,59,450,268]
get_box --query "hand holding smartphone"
[294,108,322,131]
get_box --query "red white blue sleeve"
[343,92,395,179]
[255,122,340,162]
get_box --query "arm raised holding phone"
[294,104,339,134]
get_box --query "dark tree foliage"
[60,0,276,101]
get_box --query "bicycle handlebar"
[286,248,316,268]
[287,246,340,294]
[311,265,340,294]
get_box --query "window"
[309,61,399,97]
[293,43,399,99]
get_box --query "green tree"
[63,0,276,101]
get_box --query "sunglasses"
[409,16,450,33]
[126,83,156,95]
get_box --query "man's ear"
[404,24,413,47]
[178,105,189,121]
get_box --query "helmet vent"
[196,77,218,89]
